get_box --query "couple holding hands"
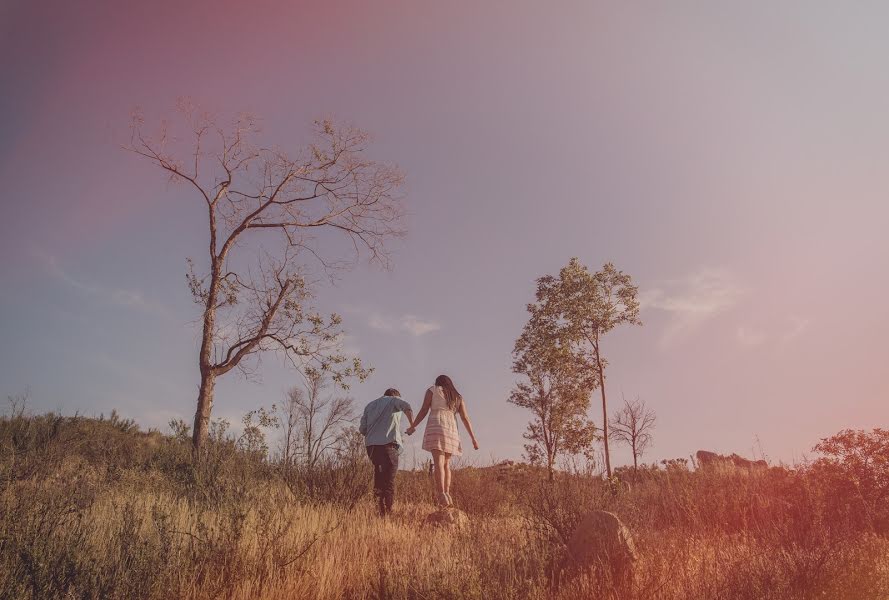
[358,375,480,516]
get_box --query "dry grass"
[1,412,888,599]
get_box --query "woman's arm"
[457,400,479,450]
[406,389,432,435]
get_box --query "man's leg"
[380,444,399,515]
[366,445,385,516]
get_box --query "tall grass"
[1,411,887,599]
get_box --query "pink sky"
[1,1,887,466]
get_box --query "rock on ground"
[696,449,768,469]
[564,510,637,581]
[424,507,469,529]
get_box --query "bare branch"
[127,104,400,451]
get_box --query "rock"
[729,453,755,468]
[564,510,637,582]
[695,450,724,467]
[696,450,768,470]
[495,459,517,482]
[424,507,469,529]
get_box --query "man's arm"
[406,389,433,435]
[396,398,415,433]
[359,406,368,436]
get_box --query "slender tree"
[610,394,656,471]
[529,259,640,478]
[283,372,355,473]
[509,305,597,480]
[127,102,404,453]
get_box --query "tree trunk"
[193,258,219,455]
[193,371,216,453]
[283,418,293,466]
[595,344,611,478]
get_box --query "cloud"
[334,333,362,356]
[642,267,744,347]
[781,315,810,343]
[368,313,441,336]
[37,251,169,317]
[400,315,441,336]
[736,326,767,347]
[736,316,809,349]
[368,314,395,332]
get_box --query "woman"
[407,374,479,507]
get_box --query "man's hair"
[383,388,401,398]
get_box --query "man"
[359,388,414,516]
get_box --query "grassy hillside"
[1,411,887,599]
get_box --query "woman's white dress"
[421,386,462,456]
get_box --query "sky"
[1,0,887,468]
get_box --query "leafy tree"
[610,395,656,471]
[509,306,597,481]
[237,406,279,458]
[813,428,889,529]
[528,259,640,478]
[127,102,404,453]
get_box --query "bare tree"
[6,390,30,419]
[282,373,355,473]
[610,395,656,471]
[126,102,404,453]
[280,392,300,467]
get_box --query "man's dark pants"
[366,443,399,516]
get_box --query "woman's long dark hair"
[435,374,462,411]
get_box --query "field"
[2,412,888,599]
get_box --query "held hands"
[405,426,416,436]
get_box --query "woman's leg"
[431,450,446,504]
[443,453,453,498]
